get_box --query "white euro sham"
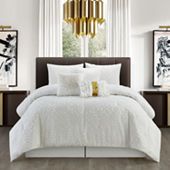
[47,63,83,84]
[85,63,121,85]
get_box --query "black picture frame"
[0,30,18,87]
[153,30,170,87]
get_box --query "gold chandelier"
[63,0,105,38]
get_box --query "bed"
[9,57,161,162]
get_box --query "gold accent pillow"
[91,81,99,96]
[79,81,110,97]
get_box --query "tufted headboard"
[36,57,131,88]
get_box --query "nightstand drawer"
[3,93,27,126]
[141,90,170,127]
[143,93,167,127]
[0,90,29,126]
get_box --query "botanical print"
[0,31,17,86]
[154,31,170,86]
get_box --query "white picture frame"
[153,30,170,87]
[0,30,18,87]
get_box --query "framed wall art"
[0,30,18,87]
[153,30,170,87]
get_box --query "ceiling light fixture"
[63,0,105,38]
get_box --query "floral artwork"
[0,30,18,86]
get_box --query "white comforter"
[9,85,161,162]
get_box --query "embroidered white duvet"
[10,85,161,162]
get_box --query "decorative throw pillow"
[85,63,121,85]
[47,63,83,85]
[79,81,110,97]
[57,73,84,96]
[57,68,101,96]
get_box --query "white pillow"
[57,68,101,96]
[79,81,110,97]
[57,73,83,96]
[85,63,121,85]
[47,63,83,84]
[79,68,101,82]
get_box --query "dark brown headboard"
[36,57,131,88]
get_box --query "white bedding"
[10,85,161,162]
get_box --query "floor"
[0,128,170,170]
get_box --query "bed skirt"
[25,147,146,158]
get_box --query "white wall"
[0,0,39,91]
[131,0,170,90]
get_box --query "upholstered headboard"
[36,57,131,88]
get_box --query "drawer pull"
[167,94,170,126]
[0,93,3,126]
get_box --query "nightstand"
[141,89,170,127]
[0,90,29,126]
